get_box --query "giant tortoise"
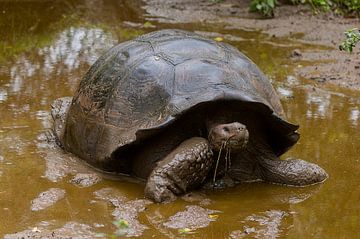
[52,29,328,202]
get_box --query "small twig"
[212,142,225,185]
[228,148,231,171]
[224,146,229,174]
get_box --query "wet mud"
[4,222,96,239]
[143,0,360,90]
[229,210,288,239]
[70,173,102,188]
[94,187,153,237]
[31,188,66,212]
[163,205,220,230]
[0,0,359,238]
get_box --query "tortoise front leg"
[259,157,328,186]
[145,137,213,203]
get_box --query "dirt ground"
[143,0,360,90]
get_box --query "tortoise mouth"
[227,134,249,149]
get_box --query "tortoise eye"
[223,127,230,133]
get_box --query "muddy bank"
[143,0,360,90]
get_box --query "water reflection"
[0,88,7,102]
[277,86,293,98]
[305,88,332,119]
[0,0,360,237]
[349,108,359,126]
[8,27,115,95]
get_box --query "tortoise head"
[208,122,249,152]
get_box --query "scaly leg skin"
[144,137,214,203]
[260,157,328,186]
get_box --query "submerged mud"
[230,210,288,239]
[4,222,97,239]
[0,0,359,238]
[163,205,220,230]
[70,173,102,188]
[94,188,153,237]
[31,188,66,212]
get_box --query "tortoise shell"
[61,29,299,171]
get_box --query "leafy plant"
[334,0,360,13]
[289,0,306,4]
[344,0,360,11]
[308,0,331,11]
[339,28,360,53]
[249,0,360,17]
[250,0,277,17]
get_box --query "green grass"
[249,0,360,17]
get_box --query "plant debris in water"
[96,219,130,238]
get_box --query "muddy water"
[0,1,359,238]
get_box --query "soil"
[93,187,153,237]
[163,205,220,229]
[70,173,102,187]
[143,0,360,90]
[4,222,97,239]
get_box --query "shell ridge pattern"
[134,39,156,53]
[151,32,227,66]
[103,41,156,127]
[104,54,174,130]
[73,41,141,122]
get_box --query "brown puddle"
[0,0,359,238]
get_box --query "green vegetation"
[250,0,277,17]
[96,219,130,239]
[339,28,360,53]
[336,0,360,12]
[308,0,331,11]
[249,0,360,17]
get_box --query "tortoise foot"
[261,158,328,186]
[144,137,213,203]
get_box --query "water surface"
[0,1,359,238]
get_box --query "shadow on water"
[0,0,359,238]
